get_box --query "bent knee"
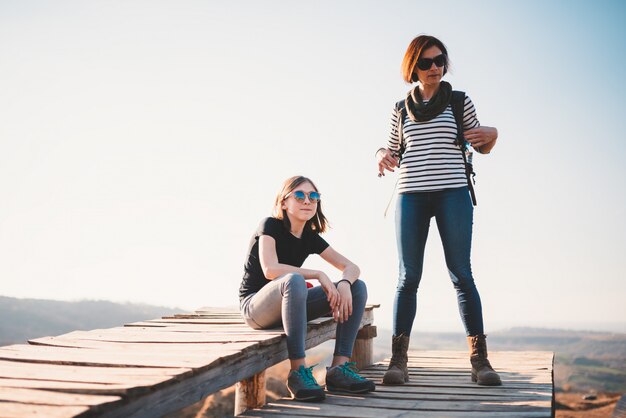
[351,279,368,299]
[281,273,307,295]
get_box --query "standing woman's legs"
[433,187,483,335]
[393,192,431,336]
[435,186,501,385]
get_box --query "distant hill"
[0,295,187,346]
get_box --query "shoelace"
[298,364,319,387]
[339,362,367,381]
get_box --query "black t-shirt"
[239,217,330,301]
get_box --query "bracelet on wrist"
[337,279,352,288]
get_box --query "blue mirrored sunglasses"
[285,190,321,203]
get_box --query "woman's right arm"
[376,106,402,176]
[259,235,340,310]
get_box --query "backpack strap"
[450,90,477,206]
[395,99,407,160]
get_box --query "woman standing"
[376,35,501,386]
[239,175,376,402]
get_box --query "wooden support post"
[351,325,377,369]
[234,371,266,416]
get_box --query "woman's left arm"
[319,246,360,323]
[464,126,498,154]
[319,246,360,283]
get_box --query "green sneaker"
[287,365,325,402]
[325,361,376,394]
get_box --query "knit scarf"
[405,80,453,122]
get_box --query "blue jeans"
[240,274,368,360]
[393,186,484,337]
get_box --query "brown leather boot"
[383,334,410,385]
[467,334,502,386]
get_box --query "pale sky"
[1,0,625,333]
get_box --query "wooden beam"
[234,371,266,416]
[351,325,376,369]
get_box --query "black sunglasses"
[285,190,321,203]
[416,54,446,71]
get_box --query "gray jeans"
[240,273,368,360]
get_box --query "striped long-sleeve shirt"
[387,94,480,194]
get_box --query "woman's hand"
[464,126,498,153]
[318,246,360,322]
[376,148,399,176]
[317,272,340,318]
[336,281,353,323]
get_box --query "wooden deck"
[0,307,554,417]
[240,350,555,418]
[0,307,376,417]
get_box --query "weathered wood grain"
[28,338,258,353]
[0,360,188,381]
[1,305,553,418]
[0,387,120,406]
[240,403,551,418]
[0,402,89,418]
[235,372,266,415]
[0,344,241,368]
[243,350,554,417]
[0,307,376,417]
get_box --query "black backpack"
[395,90,477,205]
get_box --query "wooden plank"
[0,402,89,418]
[30,330,286,344]
[131,319,252,325]
[326,388,550,402]
[28,338,258,353]
[193,306,240,313]
[306,394,552,411]
[124,321,258,329]
[239,402,551,418]
[0,344,243,368]
[0,386,120,406]
[0,360,188,382]
[372,384,551,395]
[360,372,553,385]
[31,331,285,343]
[0,377,152,393]
[155,317,245,323]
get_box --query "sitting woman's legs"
[241,273,308,362]
[305,279,368,361]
